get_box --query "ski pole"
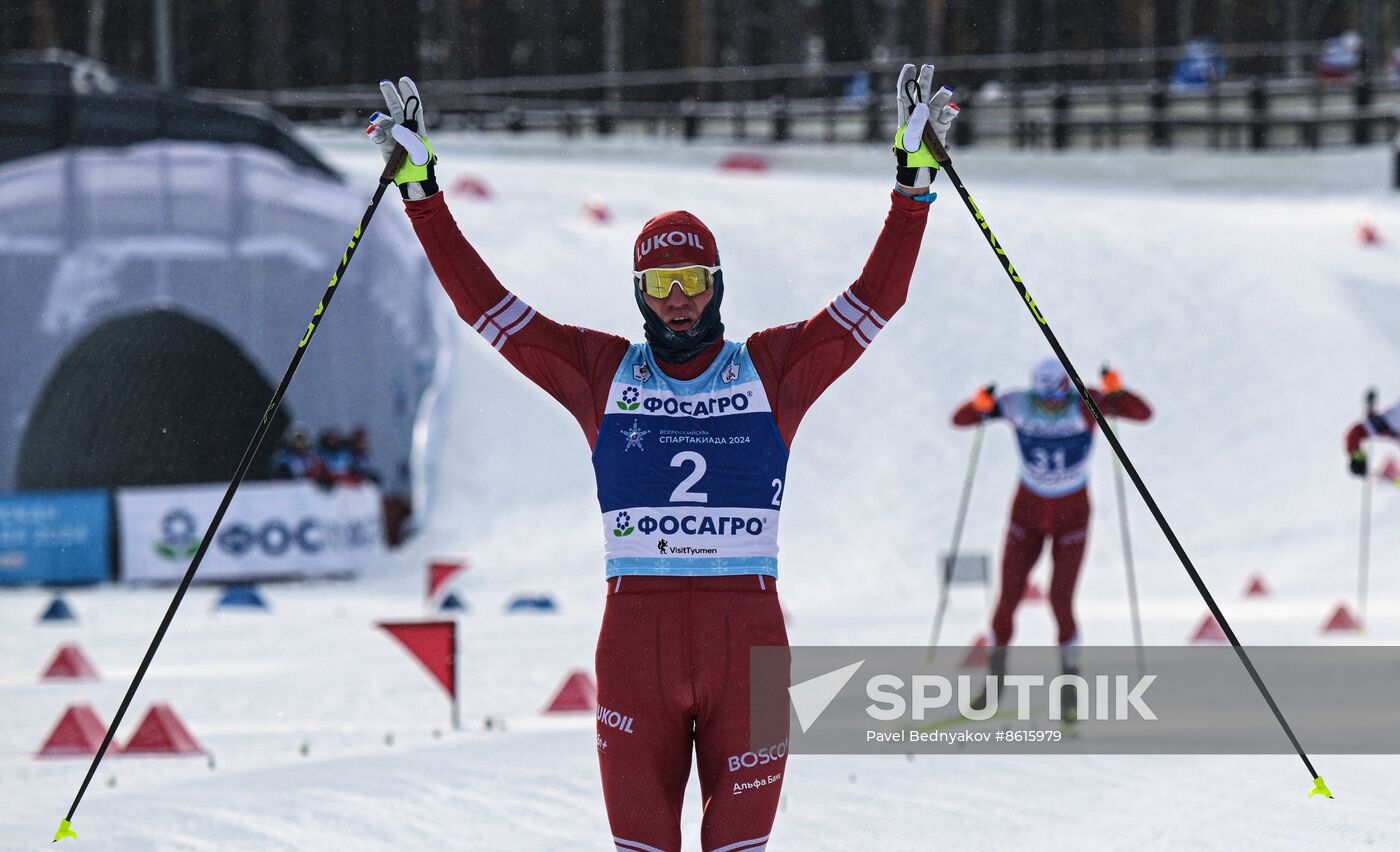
[1102,364,1146,678]
[916,108,1331,799]
[1109,412,1147,680]
[927,400,990,660]
[52,147,409,843]
[1358,387,1377,628]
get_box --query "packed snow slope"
[2,133,1399,850]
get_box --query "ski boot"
[1058,644,1082,731]
[969,646,1007,713]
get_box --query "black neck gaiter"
[634,272,725,364]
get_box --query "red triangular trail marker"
[379,620,457,698]
[427,561,467,602]
[1322,603,1360,633]
[545,670,596,713]
[581,198,612,224]
[121,703,203,754]
[1190,613,1228,643]
[41,643,99,680]
[1243,575,1269,598]
[718,152,770,172]
[36,704,109,758]
[961,634,990,668]
[1023,581,1046,602]
[451,175,493,199]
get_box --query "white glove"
[893,63,959,194]
[366,77,438,200]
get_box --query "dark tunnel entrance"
[17,309,290,490]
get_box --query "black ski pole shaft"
[919,120,1330,797]
[927,417,987,659]
[53,149,408,843]
[1110,416,1147,680]
[1359,387,1377,626]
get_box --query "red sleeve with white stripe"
[748,190,931,447]
[1346,401,1400,454]
[404,193,629,448]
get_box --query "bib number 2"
[669,451,709,503]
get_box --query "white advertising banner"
[117,480,383,583]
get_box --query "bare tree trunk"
[923,0,948,57]
[683,0,715,66]
[998,0,1018,82]
[1360,0,1380,71]
[1042,0,1057,52]
[31,0,56,48]
[152,0,173,88]
[1285,0,1302,74]
[440,0,467,79]
[1137,0,1156,46]
[770,0,805,66]
[1177,0,1194,43]
[875,0,898,60]
[1381,0,1396,69]
[685,0,715,97]
[603,0,624,100]
[949,0,971,56]
[534,0,558,75]
[998,0,1018,53]
[85,0,105,60]
[1218,0,1236,42]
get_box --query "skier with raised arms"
[1345,397,1400,477]
[366,69,958,852]
[951,358,1151,712]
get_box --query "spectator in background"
[268,426,326,481]
[317,429,355,484]
[1317,31,1362,82]
[349,425,381,485]
[1171,38,1226,91]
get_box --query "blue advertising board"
[0,491,111,585]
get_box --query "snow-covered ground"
[3,133,1400,850]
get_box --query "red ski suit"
[952,388,1151,646]
[1345,401,1400,457]
[405,190,931,852]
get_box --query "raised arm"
[952,386,1001,427]
[748,192,932,445]
[1346,400,1400,476]
[1089,368,1152,421]
[369,78,628,447]
[1090,389,1152,421]
[747,64,959,447]
[405,195,628,446]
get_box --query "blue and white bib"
[592,342,789,577]
[999,390,1095,498]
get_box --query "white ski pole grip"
[902,103,929,153]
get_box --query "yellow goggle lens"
[635,265,716,299]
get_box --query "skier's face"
[640,266,714,334]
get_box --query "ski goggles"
[634,265,719,299]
